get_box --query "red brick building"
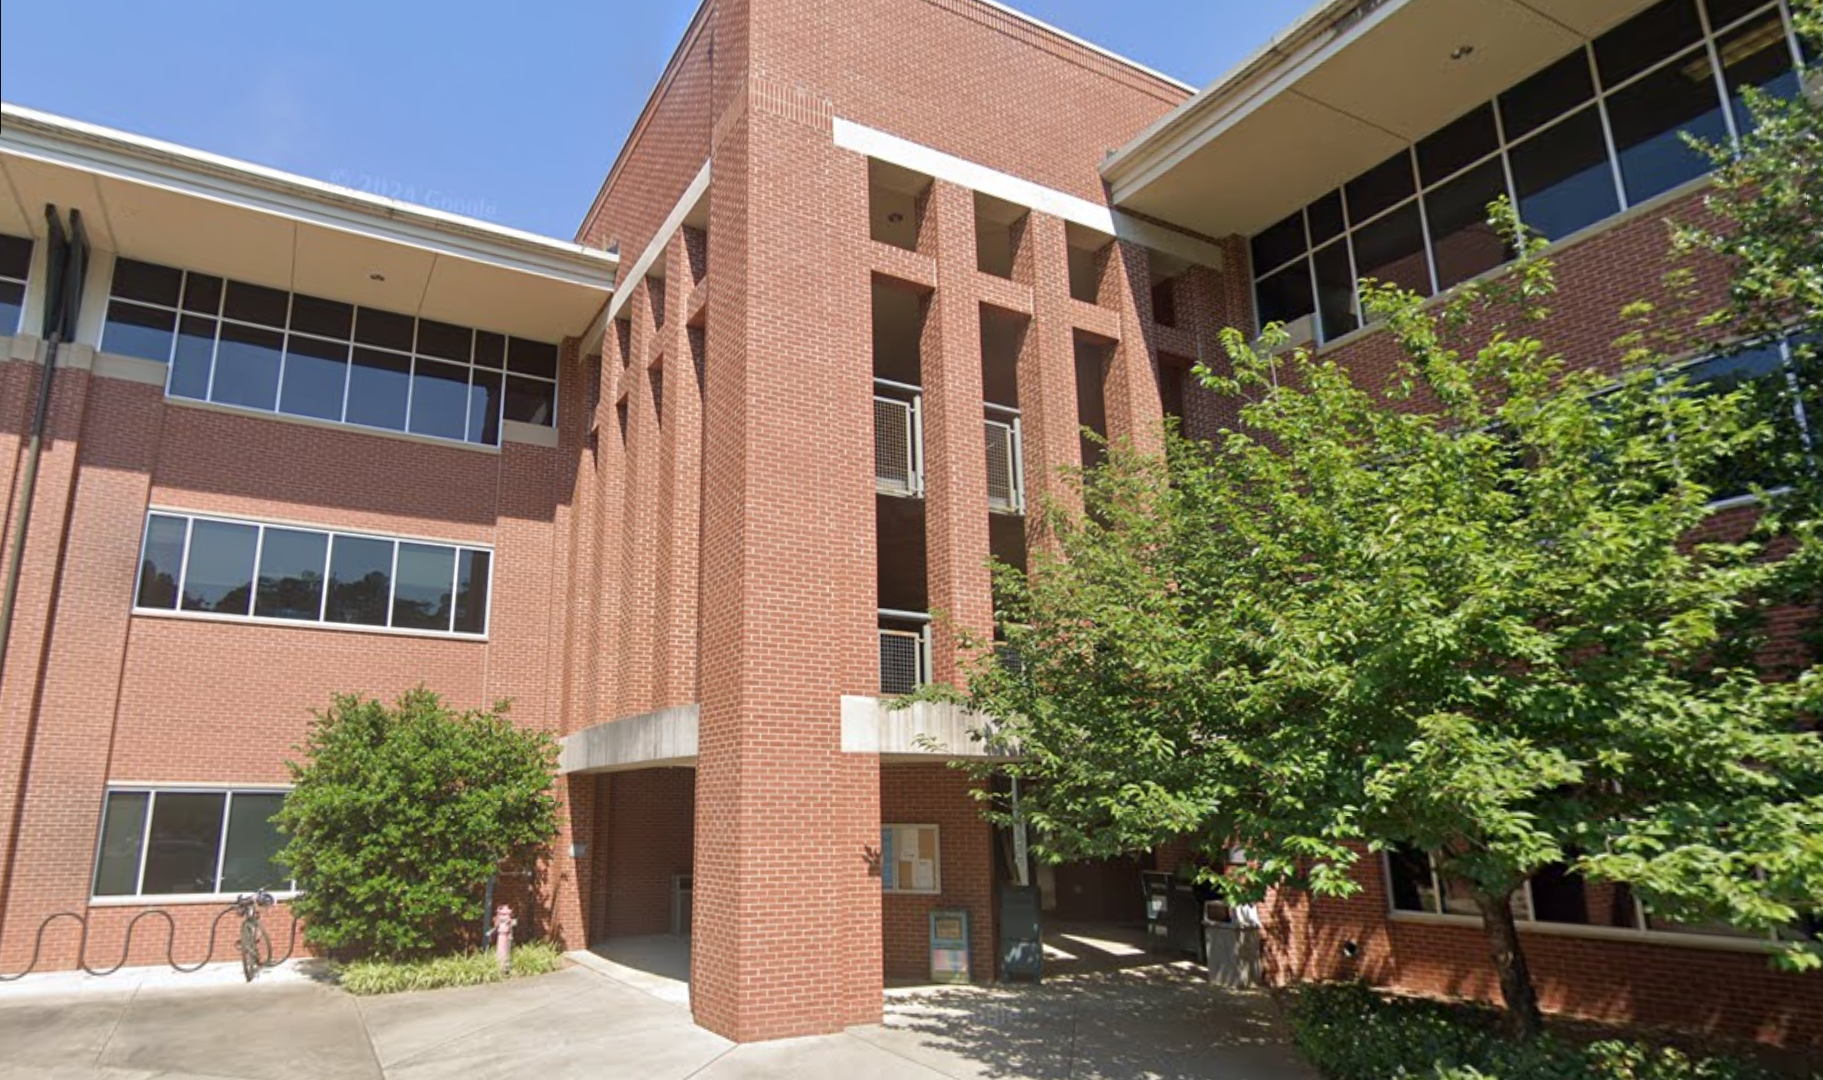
[1,0,1818,1050]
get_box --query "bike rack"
[0,902,304,982]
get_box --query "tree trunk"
[1475,890,1544,1040]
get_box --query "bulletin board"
[881,823,941,895]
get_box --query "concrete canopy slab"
[840,697,1015,761]
[559,705,700,774]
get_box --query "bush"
[338,942,565,996]
[1286,983,1794,1080]
[276,689,560,959]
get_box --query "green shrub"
[276,689,560,959]
[1286,983,1793,1080]
[339,942,565,996]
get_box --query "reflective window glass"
[1719,12,1800,134]
[1686,343,1797,499]
[1346,151,1417,224]
[417,319,472,363]
[92,790,149,897]
[111,258,182,307]
[223,281,288,328]
[326,535,394,627]
[1307,191,1346,245]
[355,307,414,351]
[508,338,560,380]
[141,792,226,895]
[1313,241,1359,343]
[1387,847,1438,913]
[504,377,557,426]
[1596,0,1705,87]
[454,550,491,635]
[136,514,188,610]
[0,233,32,280]
[392,543,455,631]
[1418,104,1499,186]
[1250,210,1308,274]
[1607,48,1730,203]
[1501,51,1597,140]
[1254,258,1315,332]
[103,302,177,363]
[0,281,24,336]
[347,348,412,432]
[469,369,502,447]
[1427,160,1513,290]
[169,316,216,399]
[1706,0,1775,30]
[182,273,223,314]
[410,359,471,441]
[219,793,288,893]
[211,322,284,411]
[180,519,258,615]
[473,331,507,370]
[279,336,349,422]
[254,527,328,621]
[289,294,353,340]
[1511,107,1620,241]
[1352,203,1431,298]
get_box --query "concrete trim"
[833,119,1223,271]
[840,695,1014,761]
[559,705,701,774]
[601,160,712,330]
[91,351,166,386]
[503,419,561,447]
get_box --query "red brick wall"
[880,764,996,985]
[601,768,696,939]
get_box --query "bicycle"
[232,890,276,982]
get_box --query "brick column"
[1012,212,1084,540]
[1104,240,1165,458]
[917,181,993,684]
[616,279,662,717]
[656,232,704,707]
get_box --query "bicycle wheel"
[240,921,272,982]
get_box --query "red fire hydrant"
[493,904,516,976]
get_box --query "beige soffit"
[1102,0,1656,240]
[0,102,616,340]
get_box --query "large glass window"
[0,232,33,336]
[1250,0,1807,345]
[100,257,559,446]
[134,511,492,638]
[92,789,295,898]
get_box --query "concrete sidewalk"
[0,952,1317,1080]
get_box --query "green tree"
[969,23,1823,1027]
[276,689,560,959]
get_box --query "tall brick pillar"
[1104,240,1166,457]
[918,181,994,683]
[1013,212,1085,537]
[690,81,883,1040]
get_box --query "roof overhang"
[0,103,616,341]
[1102,0,1659,241]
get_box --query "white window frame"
[882,823,942,896]
[1250,0,1807,344]
[1381,848,1809,955]
[90,785,299,905]
[133,508,495,641]
[98,256,559,446]
[0,230,32,338]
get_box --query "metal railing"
[874,379,925,498]
[985,404,1025,514]
[879,609,933,696]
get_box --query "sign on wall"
[881,824,940,895]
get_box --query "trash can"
[1203,900,1262,989]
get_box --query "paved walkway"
[0,949,1316,1080]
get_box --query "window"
[1384,845,1813,946]
[0,232,32,336]
[134,511,492,638]
[1250,0,1807,345]
[100,256,558,446]
[881,823,940,895]
[92,788,294,898]
[1680,338,1809,500]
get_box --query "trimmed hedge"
[1285,983,1802,1080]
[338,942,565,996]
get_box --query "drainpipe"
[0,207,82,685]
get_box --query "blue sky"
[0,1,1309,240]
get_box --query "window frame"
[90,785,299,904]
[1381,847,1807,954]
[1249,0,1807,344]
[132,508,494,641]
[99,256,559,447]
[0,231,33,338]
